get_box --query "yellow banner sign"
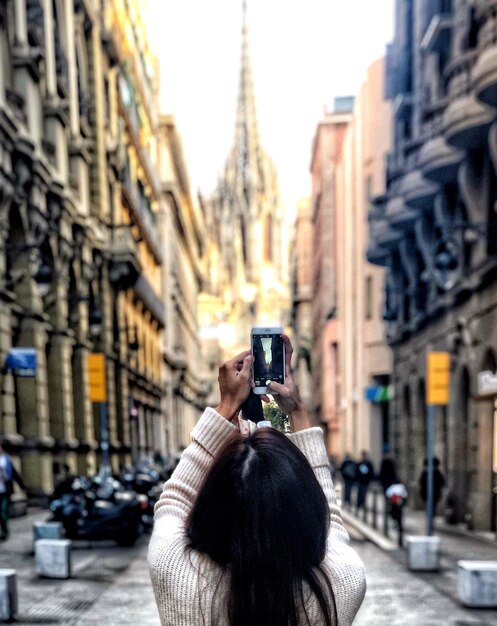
[87,353,107,403]
[426,352,450,405]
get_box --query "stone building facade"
[0,0,200,498]
[368,0,497,531]
[158,115,208,449]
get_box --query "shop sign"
[5,348,37,377]
[364,385,392,403]
[477,370,497,398]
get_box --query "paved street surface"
[354,540,497,625]
[2,507,497,624]
[1,509,159,625]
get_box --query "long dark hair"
[186,428,336,626]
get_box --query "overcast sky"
[146,1,394,220]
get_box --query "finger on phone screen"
[267,381,285,395]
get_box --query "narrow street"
[4,507,497,625]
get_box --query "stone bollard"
[406,535,440,571]
[0,569,17,621]
[458,561,497,607]
[33,521,63,549]
[35,539,72,579]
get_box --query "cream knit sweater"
[148,408,366,625]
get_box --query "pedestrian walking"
[378,447,398,494]
[419,457,445,516]
[149,335,366,626]
[0,441,25,540]
[339,453,357,508]
[355,450,375,513]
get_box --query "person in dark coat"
[378,448,398,494]
[339,453,356,508]
[355,450,375,511]
[419,457,445,515]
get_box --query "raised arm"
[154,350,253,523]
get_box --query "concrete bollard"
[406,535,440,571]
[458,561,497,607]
[0,569,17,621]
[35,539,72,579]
[33,521,63,547]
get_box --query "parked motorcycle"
[118,461,163,530]
[49,475,146,546]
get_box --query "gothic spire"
[229,0,264,212]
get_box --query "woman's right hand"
[266,335,312,432]
[215,350,253,422]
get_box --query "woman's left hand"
[215,351,253,421]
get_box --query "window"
[365,275,374,320]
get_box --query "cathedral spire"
[230,0,264,212]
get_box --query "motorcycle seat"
[94,500,114,510]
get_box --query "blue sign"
[5,348,37,377]
[364,385,392,403]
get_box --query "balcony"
[366,241,389,267]
[421,13,452,53]
[109,225,141,290]
[418,135,463,182]
[393,93,413,121]
[385,195,418,230]
[473,44,497,108]
[122,166,163,263]
[367,217,401,267]
[443,49,494,149]
[443,93,494,149]
[118,71,161,197]
[399,169,439,210]
[134,275,165,327]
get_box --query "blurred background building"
[302,60,392,464]
[158,114,208,449]
[290,198,313,412]
[198,2,289,403]
[367,0,497,532]
[0,0,206,503]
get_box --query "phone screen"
[252,333,284,387]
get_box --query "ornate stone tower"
[200,1,288,363]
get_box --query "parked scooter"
[118,461,163,530]
[49,474,146,546]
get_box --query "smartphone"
[251,326,285,395]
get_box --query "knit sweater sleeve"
[153,407,237,522]
[288,428,367,626]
